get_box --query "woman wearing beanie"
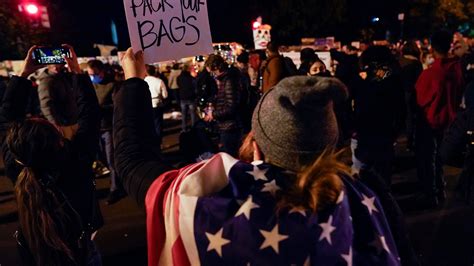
[114,48,401,265]
[2,46,103,265]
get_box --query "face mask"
[426,57,435,66]
[90,74,103,84]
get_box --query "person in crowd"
[399,41,423,150]
[2,45,103,265]
[415,30,465,207]
[421,49,435,70]
[195,66,218,109]
[307,59,332,77]
[261,42,284,93]
[37,64,68,122]
[145,65,168,145]
[204,54,243,157]
[87,60,125,205]
[113,48,402,265]
[298,47,318,75]
[352,45,405,187]
[177,64,197,132]
[168,63,182,108]
[236,52,260,134]
[441,82,474,203]
[330,47,363,143]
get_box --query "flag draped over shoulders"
[146,153,401,266]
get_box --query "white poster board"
[123,0,213,64]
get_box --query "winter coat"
[177,71,196,102]
[416,57,464,129]
[262,55,284,93]
[213,67,242,132]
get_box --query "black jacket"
[441,109,474,166]
[93,77,119,131]
[177,71,196,102]
[353,73,405,157]
[1,75,104,264]
[213,67,242,132]
[114,78,173,206]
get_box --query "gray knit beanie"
[252,76,348,172]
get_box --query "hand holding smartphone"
[32,47,71,65]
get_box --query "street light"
[25,3,39,15]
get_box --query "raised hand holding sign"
[123,0,213,63]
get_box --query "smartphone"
[32,47,71,65]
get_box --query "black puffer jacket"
[213,67,242,132]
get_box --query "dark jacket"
[177,71,196,102]
[353,73,405,157]
[93,77,119,131]
[261,54,284,93]
[441,108,474,166]
[1,75,104,264]
[213,67,242,132]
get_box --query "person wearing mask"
[203,54,243,157]
[399,41,423,150]
[177,64,197,132]
[145,65,168,145]
[168,63,182,108]
[307,59,332,77]
[352,46,405,188]
[2,45,103,265]
[112,48,401,265]
[261,42,284,93]
[415,30,465,207]
[298,48,318,75]
[87,60,125,205]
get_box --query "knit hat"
[252,76,348,172]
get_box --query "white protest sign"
[123,0,213,63]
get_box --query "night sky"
[44,0,409,55]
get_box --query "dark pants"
[219,129,242,157]
[153,107,164,145]
[169,89,180,106]
[353,138,395,187]
[180,100,197,131]
[100,131,120,192]
[405,90,417,148]
[416,118,445,196]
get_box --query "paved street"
[0,118,473,266]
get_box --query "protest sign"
[123,0,213,63]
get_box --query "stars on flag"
[246,166,269,181]
[361,194,378,215]
[235,196,260,220]
[259,224,289,254]
[319,215,336,245]
[261,180,281,196]
[369,233,391,255]
[341,247,353,266]
[206,228,231,257]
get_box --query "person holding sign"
[113,48,401,265]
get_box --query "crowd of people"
[0,29,473,265]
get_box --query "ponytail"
[15,167,77,266]
[278,148,351,212]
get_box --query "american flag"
[145,153,401,266]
